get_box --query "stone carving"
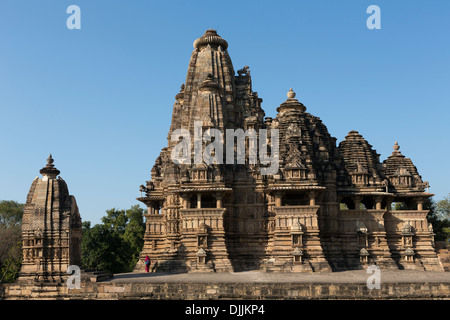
[237,65,250,76]
[134,30,442,273]
[286,123,302,138]
[19,155,82,283]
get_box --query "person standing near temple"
[144,255,151,273]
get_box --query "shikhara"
[170,121,279,175]
[135,29,441,273]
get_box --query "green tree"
[81,221,132,274]
[102,208,128,234]
[123,205,145,270]
[426,197,450,243]
[0,230,22,283]
[81,205,145,274]
[0,200,24,228]
[435,194,450,222]
[0,200,24,282]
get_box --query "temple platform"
[2,270,449,300]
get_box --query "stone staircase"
[81,269,113,282]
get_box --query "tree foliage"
[426,196,450,243]
[81,205,145,274]
[0,200,23,283]
[435,194,450,222]
[0,200,23,228]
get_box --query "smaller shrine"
[18,155,82,283]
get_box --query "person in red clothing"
[144,255,151,273]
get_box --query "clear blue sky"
[1,0,449,225]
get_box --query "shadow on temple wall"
[224,165,269,272]
[153,244,189,274]
[383,211,412,270]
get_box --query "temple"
[18,155,82,282]
[135,29,442,272]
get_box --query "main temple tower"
[136,29,442,273]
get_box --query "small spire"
[276,88,306,113]
[40,154,60,177]
[287,88,296,99]
[391,141,403,156]
[393,141,400,151]
[46,154,55,167]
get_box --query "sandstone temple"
[135,29,442,273]
[18,155,82,282]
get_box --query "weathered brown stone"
[135,29,442,273]
[18,155,82,283]
[2,274,450,300]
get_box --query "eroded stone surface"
[18,155,82,283]
[136,30,442,273]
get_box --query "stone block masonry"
[2,270,449,300]
[136,29,442,273]
[2,281,449,300]
[18,155,82,284]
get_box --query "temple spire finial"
[391,141,403,156]
[47,154,54,167]
[393,141,400,151]
[276,88,306,113]
[193,29,228,51]
[40,153,60,178]
[287,88,296,99]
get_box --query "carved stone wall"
[135,30,442,273]
[19,156,82,283]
